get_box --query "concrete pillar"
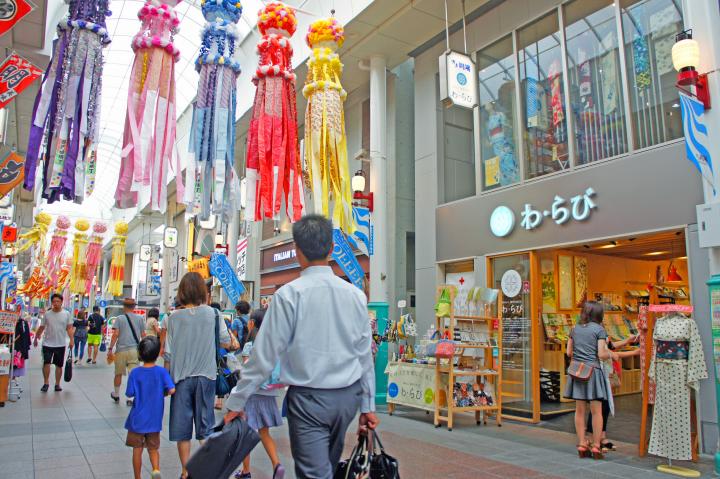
[369,55,388,306]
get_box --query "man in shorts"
[108,298,145,405]
[87,305,105,364]
[33,294,74,392]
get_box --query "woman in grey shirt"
[164,272,232,479]
[565,301,613,460]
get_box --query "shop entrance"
[489,229,690,444]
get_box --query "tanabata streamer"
[106,222,129,297]
[45,216,71,287]
[70,219,90,295]
[245,3,304,222]
[24,0,111,203]
[16,212,52,253]
[303,18,354,233]
[115,0,182,213]
[84,222,107,295]
[184,0,243,223]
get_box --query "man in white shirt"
[225,215,379,479]
[33,293,74,392]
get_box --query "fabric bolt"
[24,1,110,203]
[40,309,73,347]
[115,0,181,212]
[226,266,375,414]
[648,314,708,461]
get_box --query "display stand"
[434,285,503,431]
[638,302,700,477]
[0,312,18,407]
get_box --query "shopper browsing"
[225,215,379,479]
[33,293,74,393]
[125,336,175,479]
[108,298,146,405]
[87,306,105,364]
[235,308,285,479]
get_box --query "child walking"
[125,336,175,479]
[235,309,285,479]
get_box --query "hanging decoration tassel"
[245,3,304,223]
[84,222,107,295]
[184,0,243,223]
[23,0,111,203]
[45,216,71,287]
[106,222,129,297]
[69,219,90,294]
[18,266,44,298]
[303,17,354,233]
[115,0,182,213]
[16,212,52,253]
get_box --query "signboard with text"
[385,362,447,411]
[0,310,18,333]
[439,50,477,109]
[0,53,41,108]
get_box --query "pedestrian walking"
[125,336,175,479]
[33,293,74,392]
[225,215,379,479]
[233,301,251,348]
[87,306,105,364]
[73,310,89,364]
[145,308,160,337]
[235,308,285,479]
[108,298,145,405]
[164,272,233,479]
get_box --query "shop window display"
[518,11,569,179]
[564,0,628,165]
[478,35,520,190]
[621,0,684,149]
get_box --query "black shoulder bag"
[124,314,140,346]
[215,310,236,396]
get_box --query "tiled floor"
[0,352,715,478]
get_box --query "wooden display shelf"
[434,285,503,431]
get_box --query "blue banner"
[679,92,715,195]
[332,229,365,291]
[347,206,373,256]
[209,253,246,305]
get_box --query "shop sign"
[385,362,447,411]
[439,51,477,109]
[501,270,522,298]
[273,249,296,263]
[163,227,178,248]
[490,188,598,237]
[0,53,41,108]
[0,2,34,38]
[187,257,210,279]
[236,236,248,280]
[0,310,18,333]
[0,151,24,199]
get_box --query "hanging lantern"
[245,3,304,223]
[115,0,182,212]
[303,17,355,232]
[106,222,129,297]
[23,0,111,203]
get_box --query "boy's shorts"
[87,334,102,346]
[126,431,160,450]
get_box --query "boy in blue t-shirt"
[125,336,175,479]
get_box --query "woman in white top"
[145,308,160,337]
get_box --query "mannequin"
[648,312,707,462]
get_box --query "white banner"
[236,236,248,281]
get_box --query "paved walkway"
[0,352,715,478]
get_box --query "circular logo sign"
[0,1,17,21]
[489,205,516,238]
[424,388,434,405]
[456,72,467,86]
[501,269,523,298]
[388,383,399,398]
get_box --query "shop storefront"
[259,241,370,300]
[413,0,718,455]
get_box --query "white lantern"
[672,38,700,71]
[351,171,366,193]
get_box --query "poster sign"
[0,151,24,199]
[0,1,34,38]
[187,257,209,279]
[385,362,447,411]
[0,53,42,108]
[439,51,477,109]
[209,253,245,306]
[331,229,365,291]
[236,236,248,280]
[0,310,18,333]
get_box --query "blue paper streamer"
[209,253,246,305]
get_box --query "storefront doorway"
[488,229,690,443]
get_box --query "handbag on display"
[401,314,416,338]
[13,351,24,369]
[370,431,400,479]
[567,359,594,381]
[435,288,452,318]
[434,337,456,359]
[425,330,441,357]
[64,351,73,382]
[335,435,371,479]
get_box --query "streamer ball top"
[75,219,90,232]
[306,18,344,49]
[56,216,71,230]
[93,223,108,234]
[114,222,129,235]
[36,212,52,226]
[258,2,297,37]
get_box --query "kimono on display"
[648,313,707,461]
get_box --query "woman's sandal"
[591,443,604,460]
[601,440,616,453]
[577,443,591,458]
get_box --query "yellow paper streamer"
[106,222,128,297]
[70,219,90,294]
[16,212,52,254]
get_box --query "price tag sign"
[0,310,18,333]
